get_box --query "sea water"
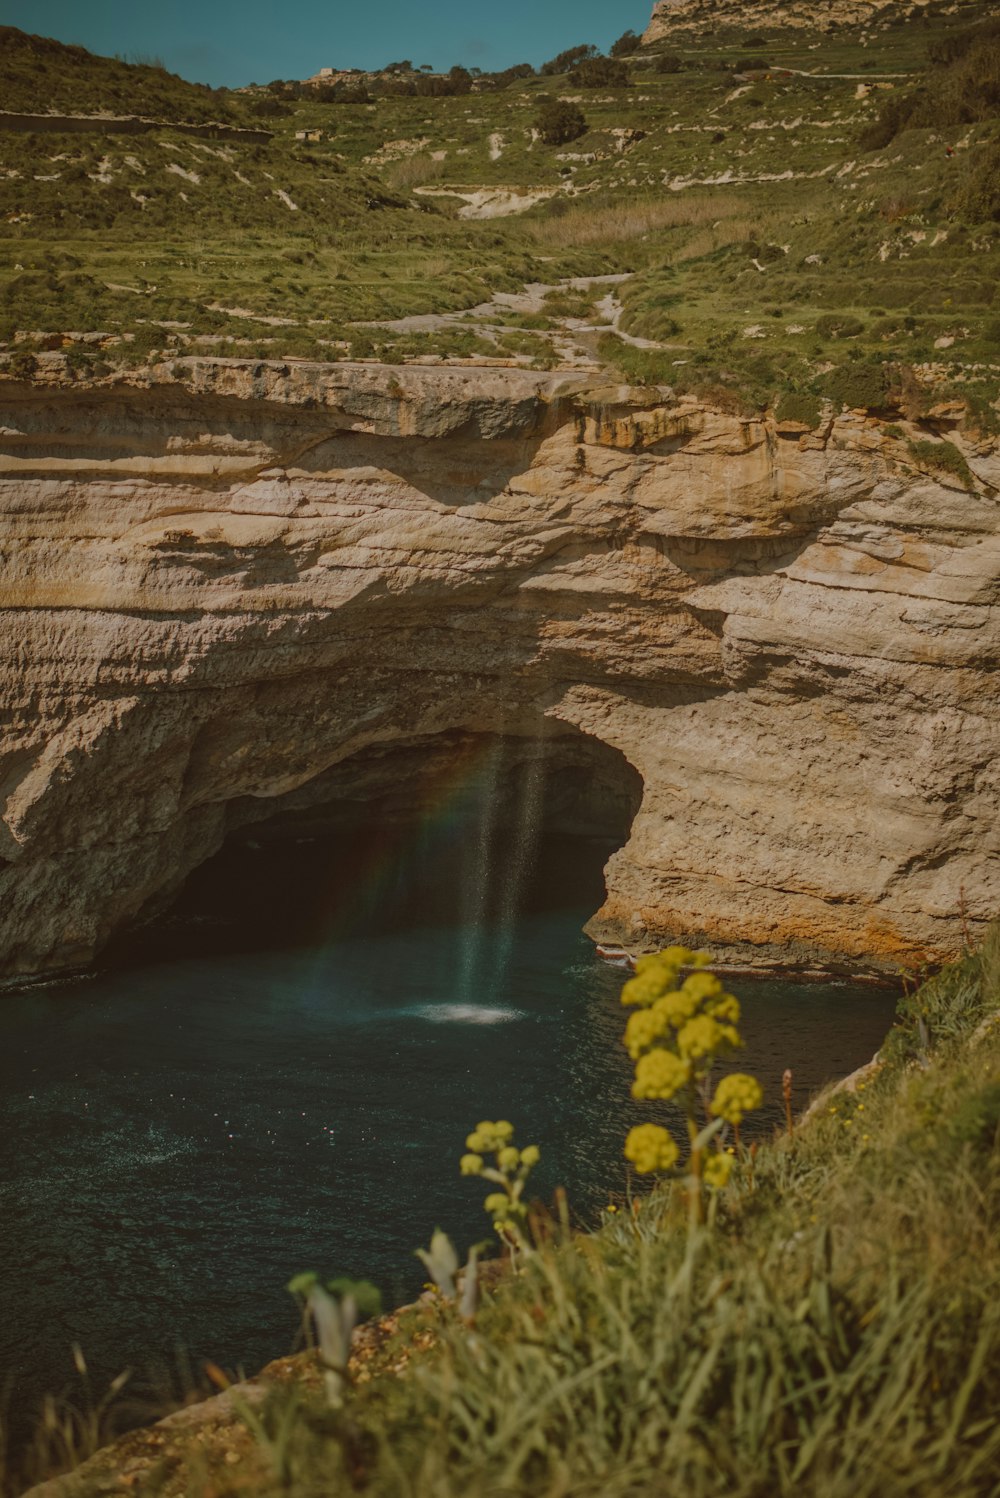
[0,829,896,1430]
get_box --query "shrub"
[907,438,976,489]
[535,99,587,146]
[815,313,866,339]
[610,30,642,58]
[8,349,38,379]
[249,96,292,118]
[823,360,888,410]
[774,391,822,428]
[746,241,785,264]
[962,391,1000,435]
[63,345,94,377]
[860,25,1000,150]
[928,17,1000,68]
[951,140,1000,224]
[540,44,597,77]
[620,306,681,341]
[597,332,674,386]
[656,51,684,74]
[568,56,630,89]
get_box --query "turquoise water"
[0,828,897,1436]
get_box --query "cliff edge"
[2,359,998,982]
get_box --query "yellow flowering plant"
[621,947,762,1206]
[461,1119,541,1247]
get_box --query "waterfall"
[454,739,505,1005]
[492,735,547,988]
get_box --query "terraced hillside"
[2,4,1000,421]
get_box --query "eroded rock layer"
[1,359,998,981]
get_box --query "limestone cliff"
[642,0,979,44]
[1,358,998,982]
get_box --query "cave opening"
[117,728,644,966]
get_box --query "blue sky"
[1,1,652,87]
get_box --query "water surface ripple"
[0,854,896,1426]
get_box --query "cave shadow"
[289,427,551,510]
[107,729,644,971]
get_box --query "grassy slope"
[2,3,1000,416]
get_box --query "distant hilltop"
[643,0,981,42]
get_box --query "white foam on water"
[409,1003,525,1025]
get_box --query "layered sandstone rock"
[1,357,998,981]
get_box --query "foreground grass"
[17,930,987,1498]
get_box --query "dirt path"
[349,273,666,371]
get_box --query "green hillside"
[2,7,999,418]
[0,25,242,122]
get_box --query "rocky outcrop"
[642,0,981,44]
[2,357,999,982]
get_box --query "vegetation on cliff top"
[2,2,1000,425]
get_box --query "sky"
[0,0,653,87]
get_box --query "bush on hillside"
[823,359,888,411]
[774,391,823,427]
[860,24,1000,149]
[815,313,866,339]
[907,438,976,489]
[611,30,642,58]
[656,51,684,73]
[249,96,292,117]
[951,139,1000,223]
[534,99,587,146]
[928,17,1000,68]
[8,350,39,379]
[540,44,596,77]
[568,56,630,88]
[479,63,535,89]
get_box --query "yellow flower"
[484,1192,510,1216]
[651,988,700,1028]
[460,1153,484,1176]
[497,1146,520,1171]
[633,953,673,977]
[677,1014,725,1061]
[718,1024,741,1052]
[659,945,698,967]
[710,1073,763,1125]
[620,970,670,1008]
[703,1153,734,1189]
[680,971,724,1004]
[634,946,696,978]
[624,1123,679,1175]
[706,992,741,1025]
[520,1144,540,1168]
[468,1120,514,1153]
[624,1006,669,1058]
[632,1048,690,1101]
